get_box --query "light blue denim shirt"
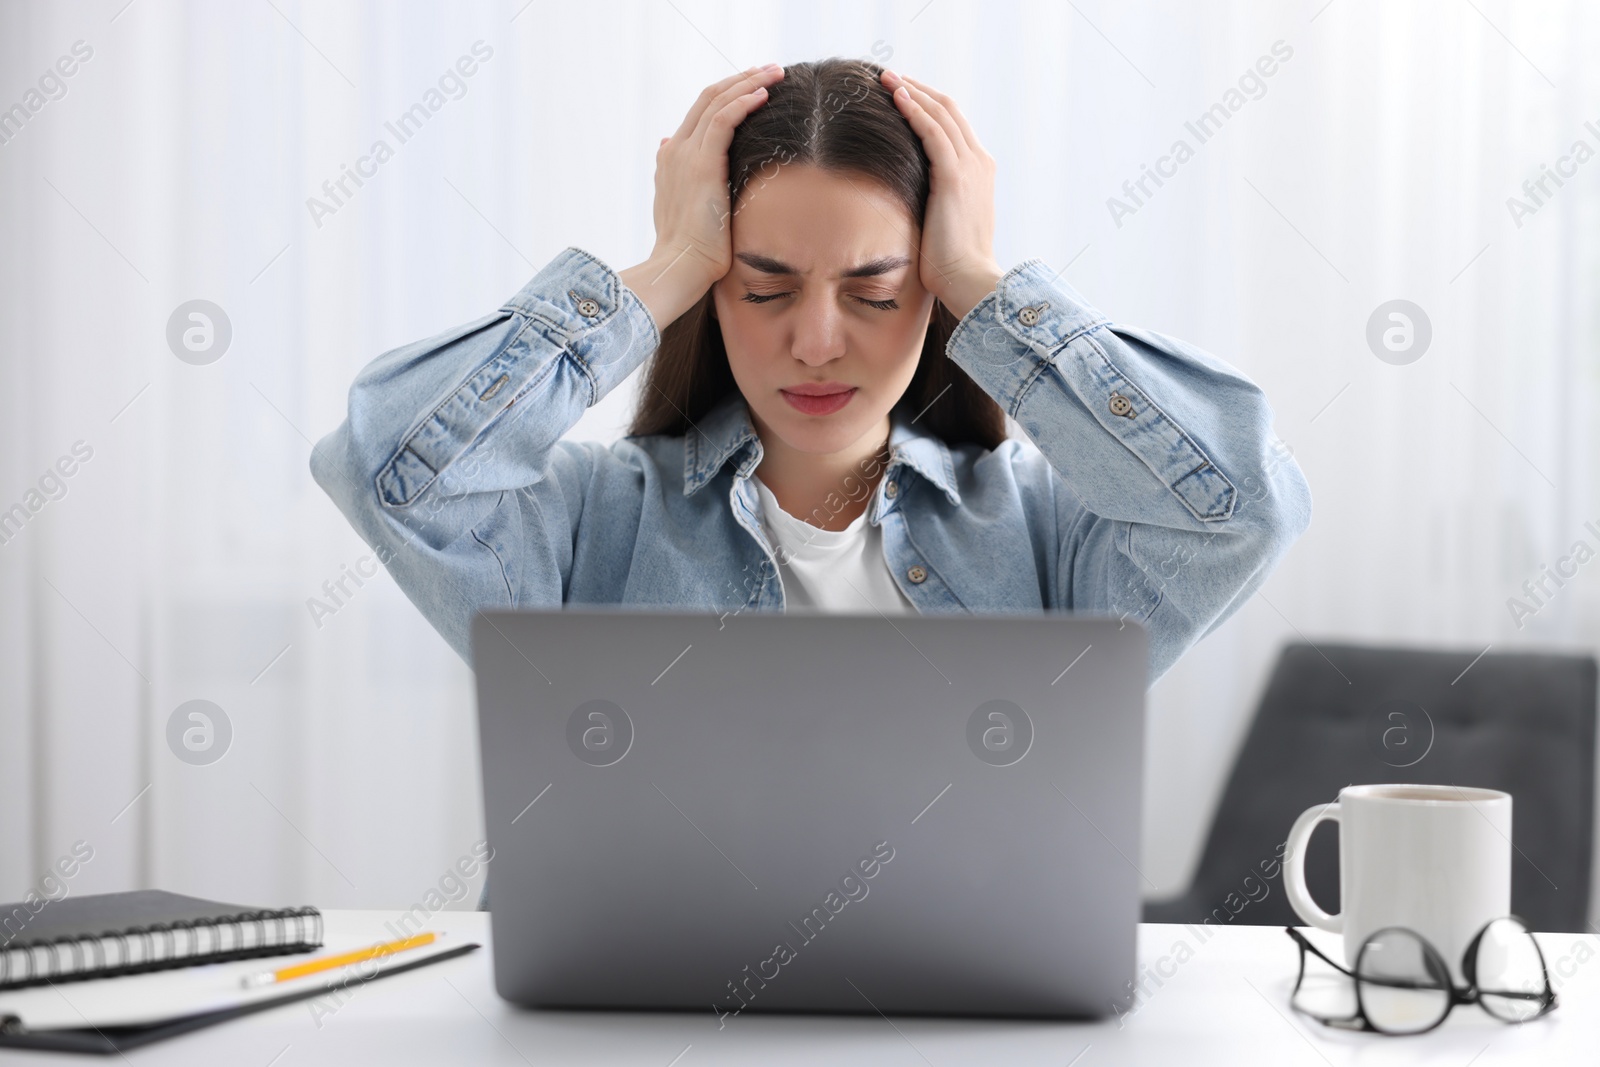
[311,247,1311,688]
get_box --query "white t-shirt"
[751,475,917,614]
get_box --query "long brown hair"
[627,57,1007,452]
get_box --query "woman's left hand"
[881,69,1002,320]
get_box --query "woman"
[311,57,1311,689]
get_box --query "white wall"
[1,0,1597,920]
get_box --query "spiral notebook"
[0,891,480,1054]
[0,889,323,990]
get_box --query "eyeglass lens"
[1470,917,1549,1022]
[1356,928,1453,1034]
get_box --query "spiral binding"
[0,906,323,991]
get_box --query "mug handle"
[1283,802,1342,933]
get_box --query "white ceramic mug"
[1282,784,1512,986]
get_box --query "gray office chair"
[1144,642,1597,932]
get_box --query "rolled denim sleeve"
[946,259,1312,681]
[309,247,660,660]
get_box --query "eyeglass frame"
[1282,915,1558,1035]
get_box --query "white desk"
[5,911,1595,1064]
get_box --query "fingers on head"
[701,68,755,103]
[909,77,979,149]
[893,76,947,121]
[682,66,780,143]
[684,71,752,137]
[887,73,985,158]
[902,73,950,106]
[710,86,767,132]
[706,66,777,106]
[695,83,769,143]
[898,81,969,154]
[683,69,760,135]
[727,70,779,108]
[898,79,942,116]
[896,92,958,163]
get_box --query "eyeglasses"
[1284,916,1557,1035]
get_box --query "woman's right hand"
[621,63,784,330]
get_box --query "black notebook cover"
[0,889,323,990]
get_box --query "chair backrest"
[1143,642,1597,933]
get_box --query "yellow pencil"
[240,931,437,988]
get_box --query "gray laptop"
[471,606,1147,1019]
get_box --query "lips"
[783,381,854,396]
[780,384,856,416]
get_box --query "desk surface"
[4,911,1594,1064]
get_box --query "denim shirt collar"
[681,391,962,506]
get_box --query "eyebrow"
[734,252,912,279]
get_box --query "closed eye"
[741,291,900,311]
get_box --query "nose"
[790,292,847,367]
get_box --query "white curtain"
[2,0,1597,919]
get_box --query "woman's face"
[712,163,936,458]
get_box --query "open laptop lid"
[472,607,1147,1019]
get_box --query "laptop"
[470,606,1147,1019]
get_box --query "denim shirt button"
[569,290,601,318]
[906,564,927,584]
[885,480,898,499]
[1108,393,1134,418]
[1017,301,1049,327]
